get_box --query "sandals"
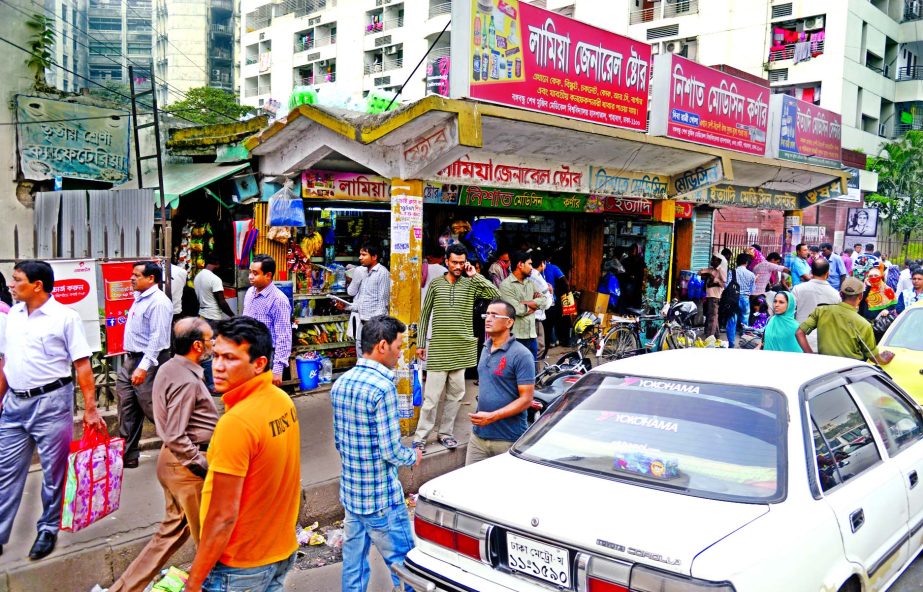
[439,435,458,450]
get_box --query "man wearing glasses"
[466,300,535,465]
[107,318,218,592]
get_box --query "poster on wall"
[100,261,137,356]
[767,95,841,168]
[16,96,130,183]
[450,0,651,130]
[649,54,770,156]
[846,207,878,238]
[48,259,101,352]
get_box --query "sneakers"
[438,435,458,450]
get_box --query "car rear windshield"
[881,308,923,351]
[512,373,787,503]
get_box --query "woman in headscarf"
[762,291,802,352]
[859,266,897,322]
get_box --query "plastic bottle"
[320,356,333,384]
[488,16,496,51]
[474,13,481,46]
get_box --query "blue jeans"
[200,357,216,393]
[343,503,415,592]
[0,385,74,544]
[725,295,751,348]
[202,553,295,592]
[517,338,538,361]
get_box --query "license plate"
[506,532,571,588]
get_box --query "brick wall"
[713,207,784,239]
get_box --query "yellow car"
[878,298,923,402]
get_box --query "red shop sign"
[456,0,651,131]
[649,54,770,156]
[675,202,694,219]
[604,196,652,216]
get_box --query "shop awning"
[115,162,250,209]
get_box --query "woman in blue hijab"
[762,291,802,352]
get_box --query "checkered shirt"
[242,283,292,376]
[330,358,416,515]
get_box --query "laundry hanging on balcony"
[793,42,811,64]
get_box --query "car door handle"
[911,471,919,489]
[850,509,865,533]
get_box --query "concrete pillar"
[388,179,424,436]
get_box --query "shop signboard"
[674,202,694,219]
[16,96,130,183]
[603,196,652,216]
[438,155,585,193]
[450,0,651,130]
[458,185,590,213]
[48,259,101,352]
[649,54,770,156]
[799,180,844,210]
[670,161,724,196]
[767,95,841,168]
[686,185,798,210]
[588,167,669,198]
[423,182,462,205]
[100,261,137,356]
[301,169,391,200]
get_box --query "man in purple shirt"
[242,255,292,386]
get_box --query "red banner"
[649,54,770,156]
[604,196,652,216]
[464,0,650,130]
[100,262,135,356]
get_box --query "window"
[881,308,923,351]
[849,377,923,456]
[809,386,880,491]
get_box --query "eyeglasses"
[481,312,512,320]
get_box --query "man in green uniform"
[414,243,498,451]
[796,277,895,365]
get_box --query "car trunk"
[422,453,771,575]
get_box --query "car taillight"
[576,555,735,592]
[414,497,492,564]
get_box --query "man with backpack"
[721,253,756,348]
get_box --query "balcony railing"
[246,56,258,65]
[211,24,232,35]
[257,84,271,94]
[429,1,451,18]
[629,0,698,24]
[905,0,923,22]
[386,57,403,70]
[767,39,825,62]
[245,87,259,97]
[211,0,232,11]
[295,38,315,52]
[429,46,450,59]
[898,65,923,80]
[364,63,383,74]
[365,16,403,34]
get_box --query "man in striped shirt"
[243,255,292,386]
[414,243,498,451]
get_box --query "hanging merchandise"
[234,219,255,267]
[267,226,292,244]
[268,180,306,227]
[467,218,501,263]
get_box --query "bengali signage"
[588,167,669,198]
[301,169,390,200]
[100,261,136,356]
[438,155,585,192]
[670,161,724,196]
[48,259,101,352]
[768,95,841,168]
[686,185,798,210]
[603,196,652,216]
[800,180,844,209]
[423,182,462,205]
[453,0,651,130]
[649,54,770,156]
[16,96,130,183]
[459,185,590,213]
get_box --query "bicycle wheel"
[599,326,641,362]
[664,325,695,350]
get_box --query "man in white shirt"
[118,261,174,468]
[0,260,106,560]
[340,244,391,355]
[851,243,863,261]
[170,263,187,321]
[792,258,841,350]
[529,249,553,363]
[896,259,915,295]
[193,255,234,394]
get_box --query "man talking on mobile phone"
[413,243,498,453]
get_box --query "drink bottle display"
[473,53,480,81]
[488,16,496,50]
[474,13,481,46]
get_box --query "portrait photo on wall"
[846,207,879,238]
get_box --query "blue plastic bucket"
[296,358,322,390]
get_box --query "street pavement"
[285,557,392,592]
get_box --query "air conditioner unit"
[803,16,824,31]
[665,41,684,54]
[317,59,328,66]
[879,123,887,136]
[385,45,398,55]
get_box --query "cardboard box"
[580,290,609,314]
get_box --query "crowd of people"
[698,240,923,365]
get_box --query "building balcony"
[898,65,923,80]
[257,84,271,95]
[629,0,698,24]
[905,0,923,22]
[211,24,233,36]
[767,39,824,62]
[428,1,451,19]
[211,0,232,11]
[365,16,403,34]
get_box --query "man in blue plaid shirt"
[331,315,421,592]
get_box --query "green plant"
[25,14,55,87]
[166,87,255,125]
[867,131,923,244]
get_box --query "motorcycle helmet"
[573,312,600,336]
[667,301,698,326]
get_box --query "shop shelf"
[293,292,348,301]
[295,341,355,352]
[295,314,350,324]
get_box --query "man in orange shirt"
[183,317,301,592]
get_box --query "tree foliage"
[25,14,55,87]
[166,87,255,125]
[867,131,923,242]
[88,80,132,108]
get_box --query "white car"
[394,349,923,592]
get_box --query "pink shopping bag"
[60,427,125,532]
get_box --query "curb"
[2,441,466,592]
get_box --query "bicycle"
[595,300,699,362]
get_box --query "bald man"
[108,318,219,592]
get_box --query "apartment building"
[85,0,153,85]
[154,0,236,105]
[42,0,89,92]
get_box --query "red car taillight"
[414,497,491,564]
[577,553,736,592]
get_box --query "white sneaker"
[89,586,108,592]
